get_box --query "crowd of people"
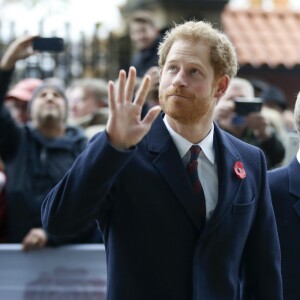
[0,11,300,300]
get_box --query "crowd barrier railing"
[0,244,107,299]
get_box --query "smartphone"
[234,97,263,116]
[32,37,64,52]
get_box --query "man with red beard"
[0,36,101,249]
[42,21,283,299]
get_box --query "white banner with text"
[0,244,107,299]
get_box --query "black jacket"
[0,69,101,243]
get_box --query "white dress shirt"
[163,118,218,220]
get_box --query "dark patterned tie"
[186,145,206,230]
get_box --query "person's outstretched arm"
[0,35,36,105]
[0,36,37,161]
[42,67,161,236]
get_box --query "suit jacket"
[42,115,282,300]
[268,157,300,300]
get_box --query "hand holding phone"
[32,37,64,52]
[234,97,263,116]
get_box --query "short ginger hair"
[158,20,238,79]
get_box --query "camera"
[32,37,64,52]
[234,97,263,116]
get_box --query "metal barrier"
[0,244,107,299]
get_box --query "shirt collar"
[163,118,215,164]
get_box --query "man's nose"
[45,92,55,100]
[172,70,188,87]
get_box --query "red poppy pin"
[234,161,246,179]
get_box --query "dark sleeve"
[259,132,285,169]
[46,220,103,246]
[0,69,14,108]
[42,132,135,237]
[0,187,7,243]
[0,69,22,162]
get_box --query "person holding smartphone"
[0,36,101,249]
[214,77,286,169]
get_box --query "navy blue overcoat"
[42,116,283,300]
[268,157,300,300]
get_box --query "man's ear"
[214,75,230,99]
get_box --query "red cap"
[6,78,43,102]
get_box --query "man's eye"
[168,66,177,72]
[191,68,200,74]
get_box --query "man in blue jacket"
[42,21,283,299]
[268,92,300,300]
[0,36,101,249]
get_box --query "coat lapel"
[202,124,244,237]
[147,117,245,234]
[147,115,204,232]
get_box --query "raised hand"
[106,67,161,149]
[245,112,270,141]
[0,35,38,70]
[214,98,235,131]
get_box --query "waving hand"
[106,67,161,149]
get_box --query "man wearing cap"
[5,78,43,124]
[0,36,101,249]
